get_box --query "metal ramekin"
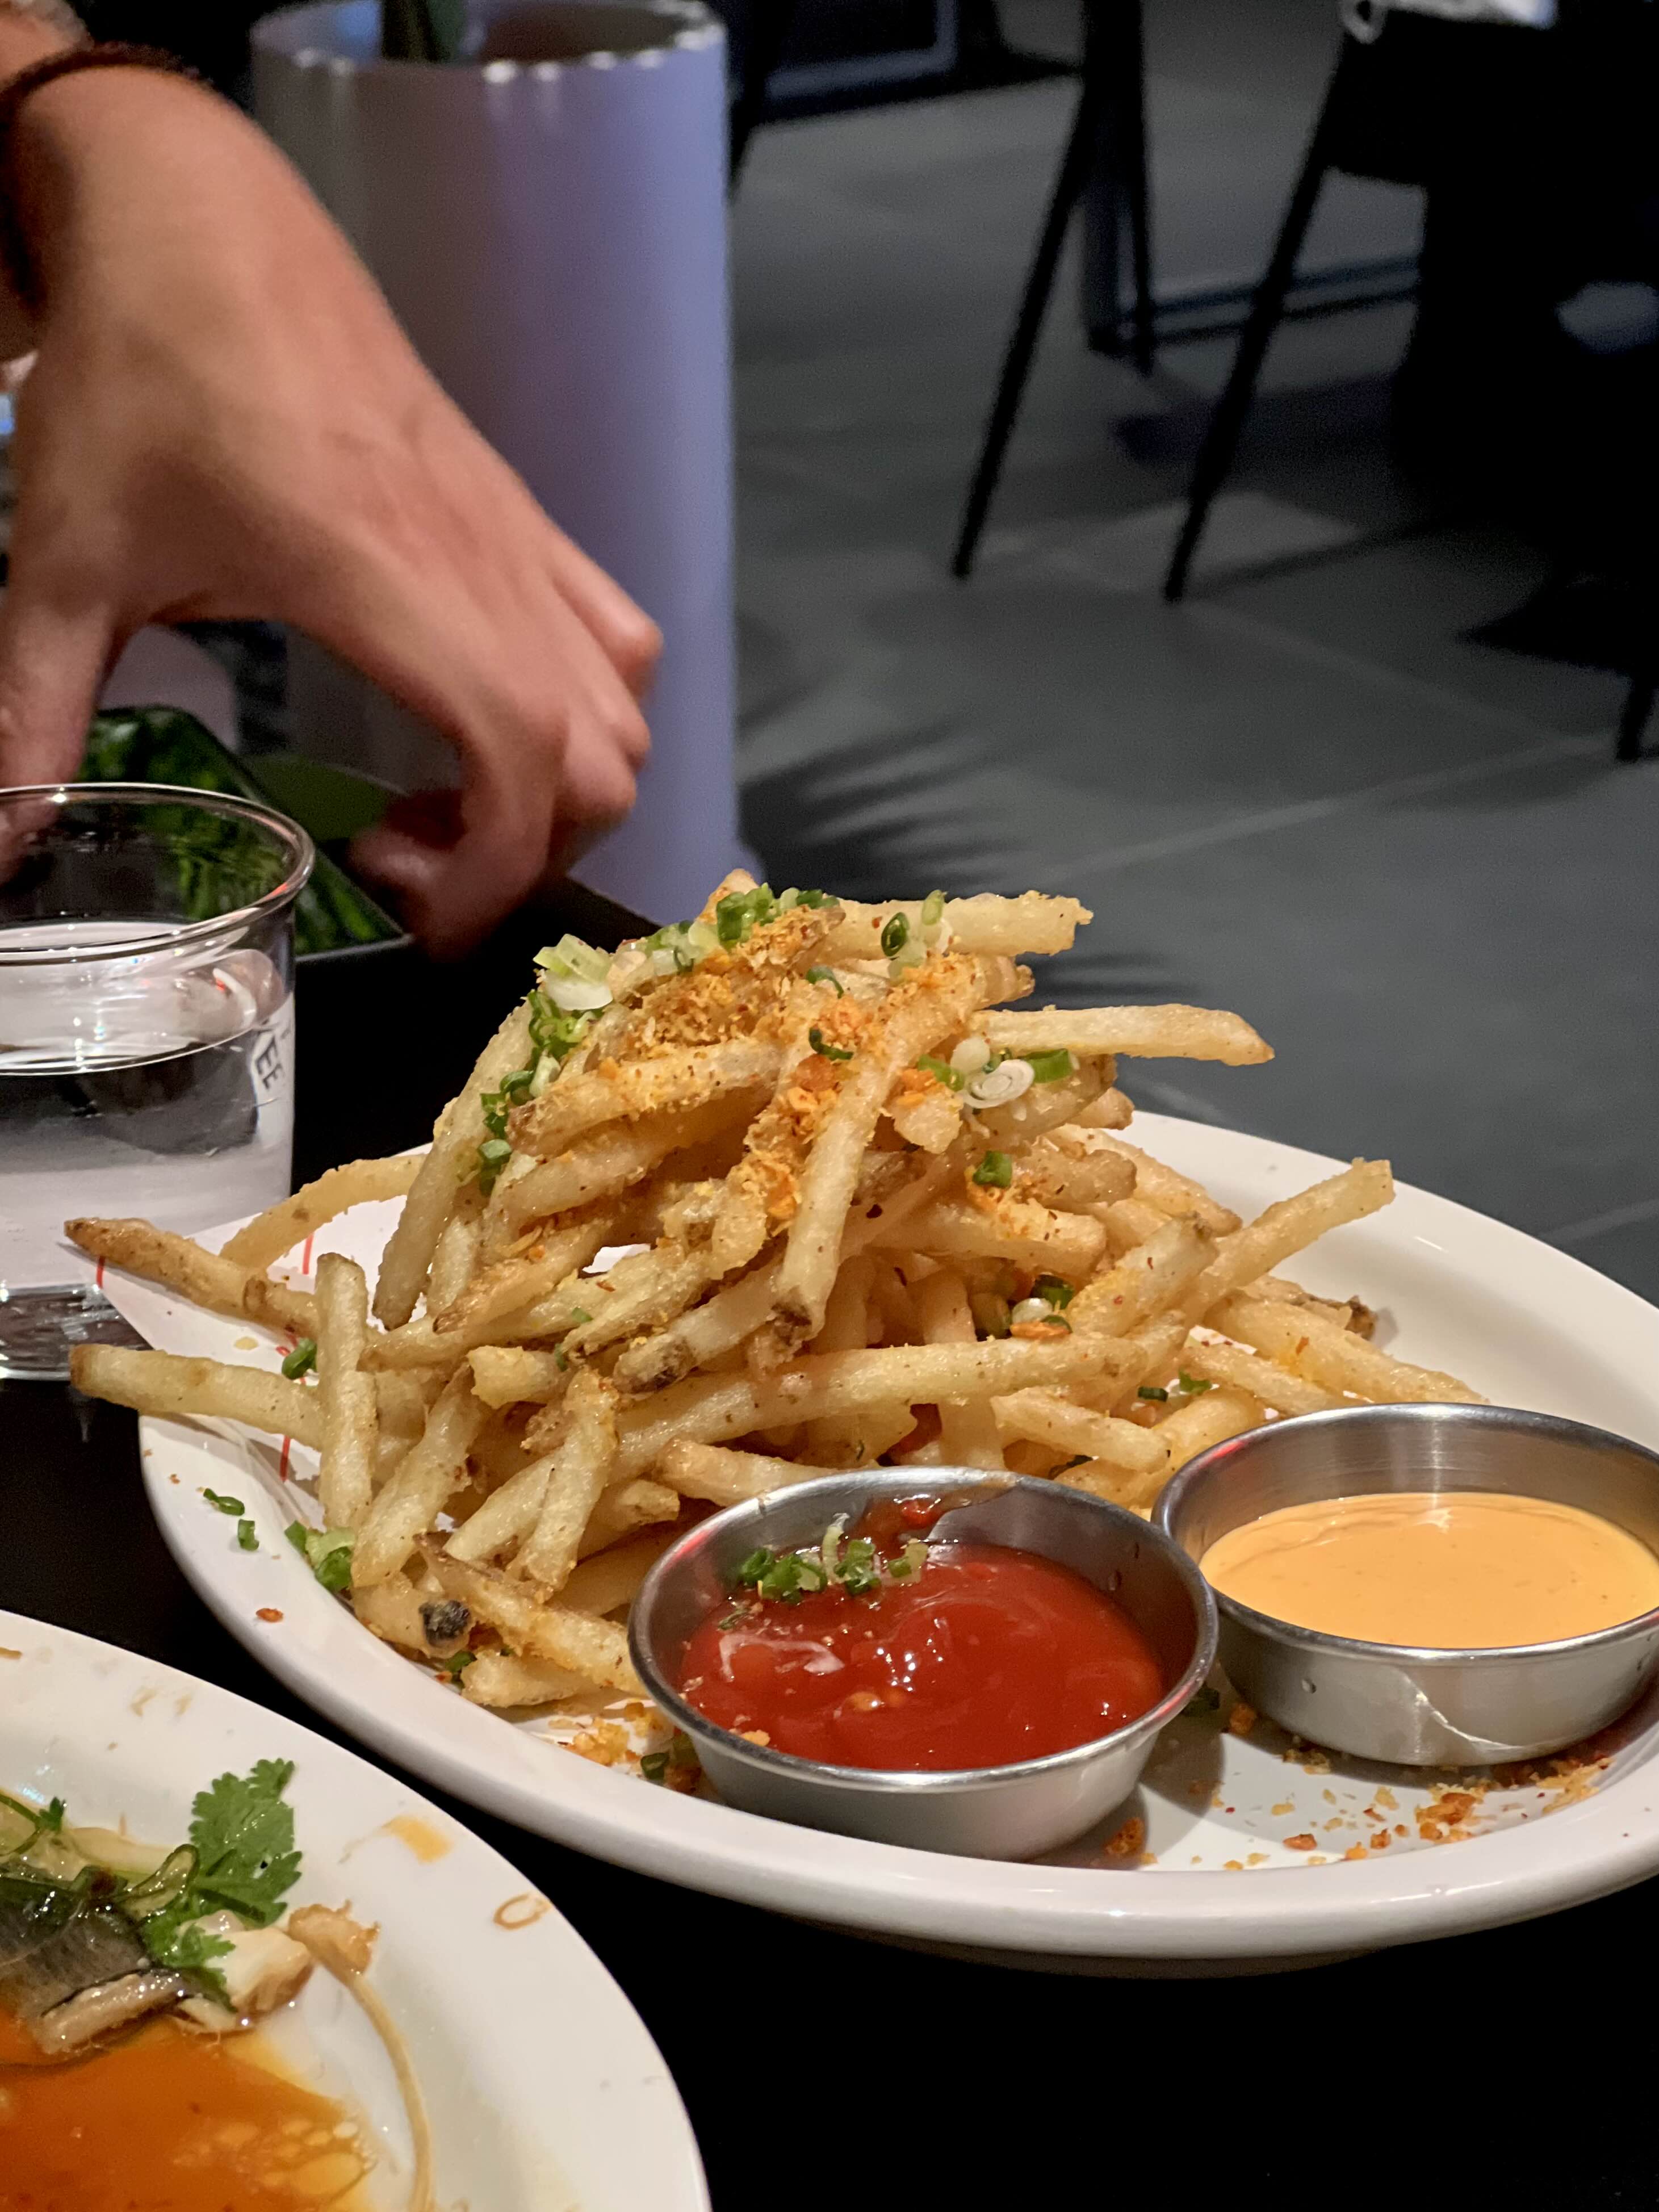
[1155,1404,1659,1767]
[629,1469,1216,1860]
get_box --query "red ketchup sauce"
[676,1539,1167,1771]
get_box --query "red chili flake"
[255,1607,284,1623]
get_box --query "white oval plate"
[0,1610,707,2209]
[110,1116,1659,1971]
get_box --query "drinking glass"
[0,783,314,1380]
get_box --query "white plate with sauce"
[0,1610,707,2207]
[106,1115,1659,1974]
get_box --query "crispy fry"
[426,1547,643,1694]
[1080,1134,1242,1236]
[815,892,1091,961]
[426,1184,485,1317]
[354,1369,486,1587]
[1070,1216,1214,1338]
[886,1191,1106,1280]
[562,1237,718,1360]
[434,1204,617,1336]
[613,1255,782,1393]
[460,1652,591,1707]
[517,1371,618,1589]
[579,1478,680,1557]
[1183,1161,1395,1321]
[1178,1334,1349,1416]
[615,1335,1127,1478]
[510,1038,782,1160]
[775,961,983,1340]
[916,1268,1004,1469]
[466,1344,571,1407]
[560,1527,681,1615]
[1210,1294,1484,1405]
[315,1254,376,1531]
[220,1156,424,1271]
[70,1343,325,1447]
[375,1002,532,1329]
[970,1063,1108,1153]
[65,1216,316,1336]
[1016,1135,1138,1212]
[350,1573,434,1652]
[982,1005,1272,1067]
[484,1096,761,1254]
[1070,1088,1134,1131]
[656,1440,840,1505]
[992,1388,1166,1474]
[444,1452,554,1565]
[1135,1386,1267,1498]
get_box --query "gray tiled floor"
[729,0,1657,1303]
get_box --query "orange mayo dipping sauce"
[1201,1489,1659,1648]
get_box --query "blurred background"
[77,0,1659,1303]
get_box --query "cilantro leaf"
[140,1905,236,2008]
[185,1760,301,1927]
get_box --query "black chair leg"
[1162,44,1352,602]
[1617,666,1656,761]
[1117,0,1155,375]
[729,0,802,190]
[952,62,1112,579]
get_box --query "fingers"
[299,552,647,957]
[540,524,663,702]
[0,580,114,787]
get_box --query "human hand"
[0,64,658,954]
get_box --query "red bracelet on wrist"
[0,43,202,316]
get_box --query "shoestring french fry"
[656,1440,842,1506]
[69,1343,325,1449]
[66,873,1486,1746]
[220,1155,424,1270]
[516,1371,619,1589]
[353,1369,486,1588]
[991,1388,1167,1476]
[814,891,1090,961]
[916,1269,1005,1469]
[1079,1133,1242,1237]
[559,1527,682,1615]
[375,1002,532,1329]
[981,1005,1272,1067]
[65,1217,316,1337]
[1176,1334,1349,1418]
[1069,1216,1214,1338]
[315,1254,376,1532]
[1210,1293,1485,1406]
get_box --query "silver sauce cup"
[629,1469,1217,1860]
[1155,1404,1659,1767]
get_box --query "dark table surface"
[6,898,1657,2205]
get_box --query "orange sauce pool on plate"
[0,2008,372,2210]
[1201,1489,1659,1648]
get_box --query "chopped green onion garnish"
[554,1347,569,1371]
[1033,1275,1074,1310]
[920,889,945,928]
[236,1520,258,1552]
[810,1027,854,1062]
[569,1308,592,1327]
[1025,1048,1075,1084]
[1178,1373,1214,1395]
[806,965,843,995]
[715,885,778,946]
[1137,1385,1170,1403]
[202,1488,245,1515]
[915,1054,965,1091]
[280,1339,317,1379]
[972,1150,1013,1188]
[734,1547,776,1588]
[640,1749,669,1782]
[879,912,910,957]
[478,1137,511,1167]
[441,1649,475,1682]
[284,1522,355,1593]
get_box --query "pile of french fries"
[68,877,1481,1735]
